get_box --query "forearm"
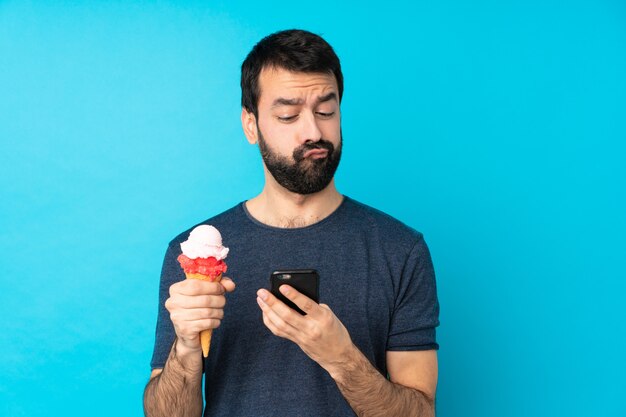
[330,346,435,417]
[143,339,204,417]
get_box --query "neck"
[246,177,343,228]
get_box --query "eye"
[277,115,298,122]
[316,111,335,119]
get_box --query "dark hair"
[241,29,343,117]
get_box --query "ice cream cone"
[178,225,228,357]
[185,272,223,357]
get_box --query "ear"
[241,108,258,145]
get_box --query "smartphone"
[270,269,320,315]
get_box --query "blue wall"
[1,1,624,416]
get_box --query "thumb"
[221,277,236,293]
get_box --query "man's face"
[251,67,342,195]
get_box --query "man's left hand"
[256,285,354,373]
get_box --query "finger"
[171,307,224,321]
[174,318,222,335]
[167,294,226,310]
[258,303,282,337]
[221,277,236,293]
[256,295,298,339]
[257,289,307,324]
[259,308,294,341]
[278,285,319,316]
[175,279,225,296]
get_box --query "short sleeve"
[149,243,186,369]
[387,235,440,351]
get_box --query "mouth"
[302,148,329,159]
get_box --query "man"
[144,29,440,417]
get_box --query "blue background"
[1,1,625,416]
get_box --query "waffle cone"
[184,272,223,357]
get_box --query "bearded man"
[144,29,440,417]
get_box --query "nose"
[299,111,323,144]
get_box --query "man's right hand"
[145,277,235,417]
[165,277,236,353]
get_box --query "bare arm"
[143,339,203,417]
[256,285,437,416]
[331,349,437,417]
[144,277,236,417]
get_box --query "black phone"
[270,269,320,315]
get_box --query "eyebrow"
[271,92,338,108]
[271,97,304,107]
[316,92,338,105]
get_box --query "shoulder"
[167,202,244,249]
[343,197,424,246]
[338,197,424,256]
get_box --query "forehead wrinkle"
[271,92,336,108]
[259,68,338,109]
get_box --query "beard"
[257,127,342,195]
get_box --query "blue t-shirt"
[150,196,439,417]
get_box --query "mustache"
[293,140,335,162]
